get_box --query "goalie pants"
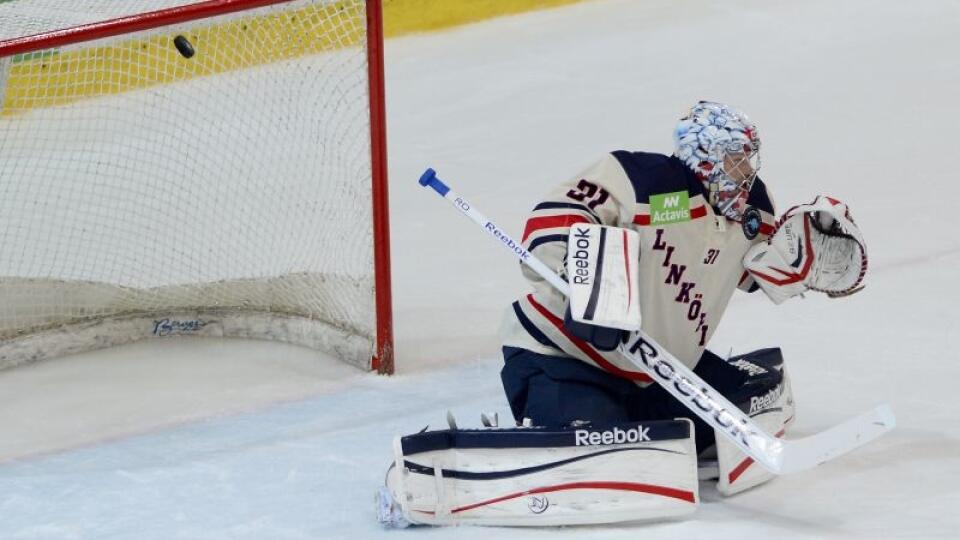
[500,346,784,454]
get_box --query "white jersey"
[500,151,776,386]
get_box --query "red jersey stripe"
[522,215,591,242]
[632,205,707,226]
[525,294,653,383]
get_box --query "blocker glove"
[563,306,624,351]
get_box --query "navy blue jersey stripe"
[527,234,567,252]
[610,151,704,204]
[532,201,601,223]
[513,301,560,349]
[404,446,683,480]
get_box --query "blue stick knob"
[418,168,449,196]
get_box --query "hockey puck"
[173,35,195,59]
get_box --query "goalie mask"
[674,101,761,221]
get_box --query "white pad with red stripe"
[743,196,867,304]
[566,224,641,331]
[380,419,698,527]
[716,369,796,496]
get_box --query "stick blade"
[776,404,896,474]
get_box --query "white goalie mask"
[673,101,761,221]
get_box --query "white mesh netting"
[0,0,381,370]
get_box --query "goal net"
[0,0,393,372]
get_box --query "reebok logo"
[626,334,760,449]
[574,425,651,446]
[153,318,207,337]
[730,359,768,377]
[749,384,784,414]
[650,191,691,225]
[484,221,529,261]
[570,227,593,285]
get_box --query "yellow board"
[1,0,585,114]
[383,0,583,37]
[2,1,366,114]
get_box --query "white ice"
[2,0,960,538]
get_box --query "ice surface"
[2,0,960,538]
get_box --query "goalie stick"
[418,168,895,475]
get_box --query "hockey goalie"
[379,101,869,527]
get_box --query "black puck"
[173,35,195,59]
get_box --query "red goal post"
[0,0,394,373]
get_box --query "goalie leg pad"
[381,419,699,527]
[715,348,796,495]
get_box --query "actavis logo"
[650,191,691,225]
